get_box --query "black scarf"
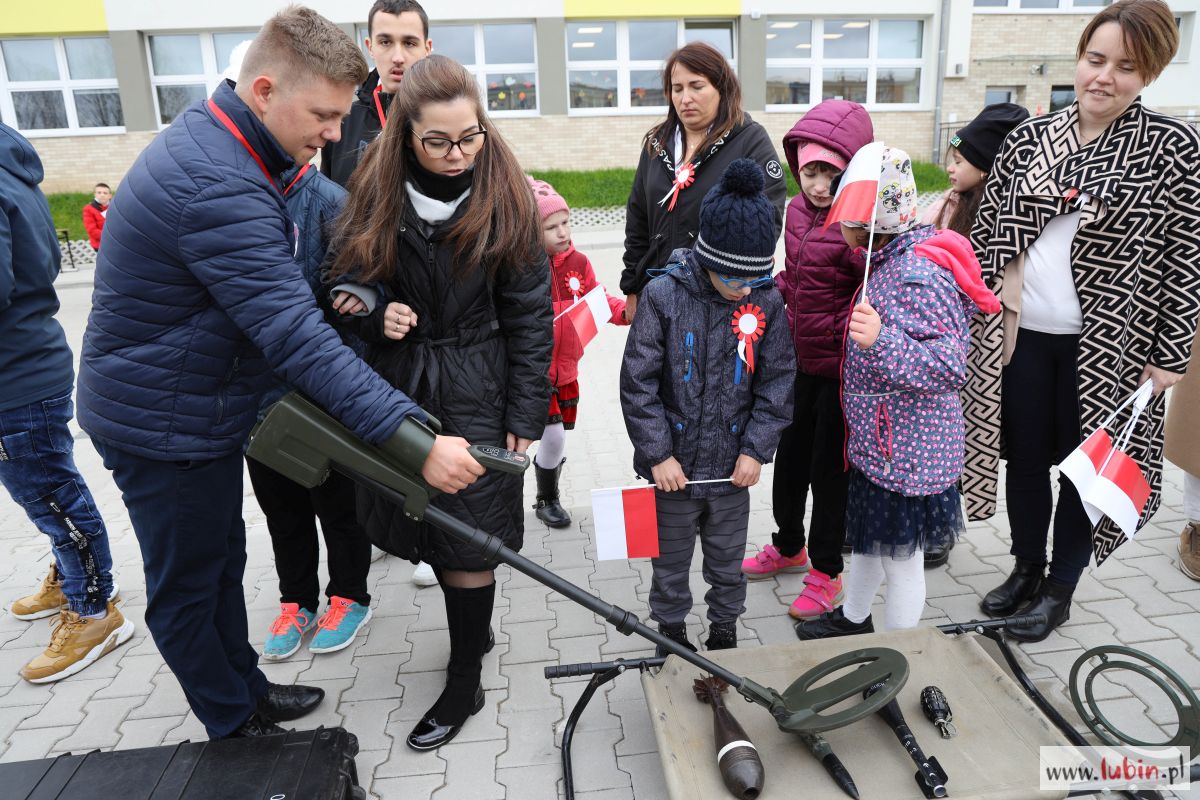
[406,148,474,202]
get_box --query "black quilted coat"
[346,198,553,570]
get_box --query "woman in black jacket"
[327,54,552,750]
[620,41,787,319]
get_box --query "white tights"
[535,422,567,468]
[841,550,927,631]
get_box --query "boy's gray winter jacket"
[620,250,795,498]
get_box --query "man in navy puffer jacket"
[78,8,484,740]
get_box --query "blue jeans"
[92,437,268,738]
[0,393,114,615]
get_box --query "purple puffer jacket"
[841,225,982,497]
[778,101,874,380]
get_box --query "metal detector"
[246,394,910,740]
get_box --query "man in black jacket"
[320,0,431,187]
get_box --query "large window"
[0,37,122,134]
[427,22,537,115]
[147,31,255,126]
[765,18,925,110]
[566,20,736,114]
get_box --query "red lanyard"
[282,163,311,197]
[372,84,388,129]
[207,97,278,193]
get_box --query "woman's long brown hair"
[645,41,744,162]
[329,55,538,284]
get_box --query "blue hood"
[0,122,45,187]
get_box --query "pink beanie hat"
[527,176,569,221]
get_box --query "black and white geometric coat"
[963,98,1200,565]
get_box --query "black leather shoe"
[980,558,1045,617]
[1006,579,1074,643]
[228,711,287,738]
[485,625,496,654]
[794,607,874,641]
[257,682,325,723]
[533,461,572,528]
[655,622,698,657]
[924,539,954,568]
[407,685,486,751]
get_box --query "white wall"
[1142,1,1200,112]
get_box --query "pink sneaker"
[741,544,810,579]
[788,569,844,619]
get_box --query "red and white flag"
[823,140,886,232]
[1060,382,1154,539]
[591,486,658,560]
[556,285,611,351]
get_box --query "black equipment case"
[1,726,364,800]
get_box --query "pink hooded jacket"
[778,101,875,380]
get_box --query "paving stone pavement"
[2,228,1197,798]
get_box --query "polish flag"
[824,141,887,231]
[1060,428,1152,538]
[556,285,611,351]
[591,486,659,560]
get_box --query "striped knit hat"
[693,159,776,278]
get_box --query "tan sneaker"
[19,602,135,684]
[11,565,66,620]
[1180,522,1200,581]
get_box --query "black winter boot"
[794,607,874,641]
[1006,578,1074,643]
[705,621,737,651]
[655,622,698,657]
[408,582,495,751]
[980,558,1045,617]
[534,460,572,528]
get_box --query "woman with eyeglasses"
[325,54,552,750]
[619,41,787,322]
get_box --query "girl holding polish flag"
[795,146,1002,641]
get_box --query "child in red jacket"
[82,182,111,251]
[527,177,627,528]
[740,100,873,619]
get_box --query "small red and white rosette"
[732,304,766,374]
[564,271,584,301]
[658,162,696,211]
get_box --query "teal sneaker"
[310,597,372,654]
[263,603,317,660]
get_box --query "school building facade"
[3,0,1197,193]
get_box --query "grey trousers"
[649,488,750,626]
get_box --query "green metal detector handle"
[468,445,531,474]
[748,647,909,735]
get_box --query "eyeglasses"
[417,129,488,158]
[717,274,774,291]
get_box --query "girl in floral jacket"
[796,147,1001,640]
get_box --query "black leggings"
[1001,329,1092,585]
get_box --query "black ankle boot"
[794,607,874,641]
[534,460,572,528]
[980,558,1045,617]
[409,582,495,751]
[1006,579,1074,643]
[705,621,737,651]
[655,622,698,657]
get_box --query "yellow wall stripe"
[564,0,739,17]
[0,0,108,36]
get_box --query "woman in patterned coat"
[964,0,1200,642]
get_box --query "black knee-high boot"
[407,581,495,750]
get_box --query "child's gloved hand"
[730,454,761,488]
[849,301,881,350]
[651,456,687,492]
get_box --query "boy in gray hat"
[620,158,795,653]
